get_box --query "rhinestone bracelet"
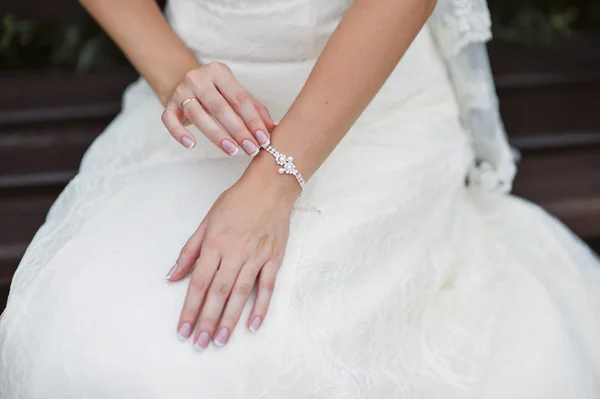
[262,144,305,197]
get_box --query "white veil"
[427,0,518,194]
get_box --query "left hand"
[165,168,298,350]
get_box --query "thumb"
[166,222,207,281]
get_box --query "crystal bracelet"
[262,144,305,197]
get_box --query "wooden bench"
[1,1,599,307]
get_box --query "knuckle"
[204,233,225,249]
[206,101,226,116]
[189,278,208,293]
[184,69,202,84]
[259,278,276,293]
[211,281,231,297]
[234,281,254,297]
[254,102,267,113]
[183,72,196,86]
[232,92,249,107]
[193,82,212,98]
[271,249,285,264]
[174,85,188,98]
[208,61,230,74]
[183,104,200,120]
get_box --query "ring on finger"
[180,97,199,110]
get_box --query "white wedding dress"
[1,0,600,398]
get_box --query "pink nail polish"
[195,331,211,351]
[182,136,195,149]
[255,130,270,147]
[178,322,192,341]
[213,327,229,346]
[249,316,262,332]
[221,139,239,155]
[242,139,259,156]
[165,263,178,280]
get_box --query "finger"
[215,260,261,343]
[166,222,207,281]
[194,84,261,156]
[250,94,277,134]
[193,261,240,349]
[213,75,271,147]
[161,101,196,149]
[172,84,240,155]
[177,249,220,342]
[184,100,241,156]
[248,260,279,333]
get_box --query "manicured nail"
[165,263,178,280]
[182,136,195,149]
[249,316,262,332]
[213,327,229,346]
[242,139,259,156]
[194,331,211,351]
[273,120,279,126]
[178,322,192,341]
[255,130,270,147]
[221,139,238,155]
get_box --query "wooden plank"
[0,0,89,21]
[498,82,600,137]
[512,146,600,205]
[0,67,137,117]
[0,187,62,245]
[0,0,166,21]
[0,122,107,176]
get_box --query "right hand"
[161,61,277,156]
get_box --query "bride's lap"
[1,79,478,396]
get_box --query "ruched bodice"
[166,0,450,123]
[167,0,352,62]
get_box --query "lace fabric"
[2,1,600,398]
[428,0,517,194]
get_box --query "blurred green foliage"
[0,14,126,70]
[491,0,600,45]
[1,0,599,71]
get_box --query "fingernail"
[273,120,279,126]
[255,130,270,147]
[221,139,239,155]
[182,136,195,149]
[213,327,229,346]
[242,139,259,156]
[194,331,211,351]
[178,322,192,341]
[165,263,178,280]
[249,316,262,332]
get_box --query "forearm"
[243,0,436,198]
[80,0,200,104]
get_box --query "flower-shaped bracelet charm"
[262,144,305,197]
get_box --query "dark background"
[1,0,600,309]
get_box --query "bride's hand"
[165,168,299,350]
[161,61,277,156]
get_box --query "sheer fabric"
[428,0,517,193]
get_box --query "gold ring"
[180,97,199,109]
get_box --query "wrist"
[240,150,302,206]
